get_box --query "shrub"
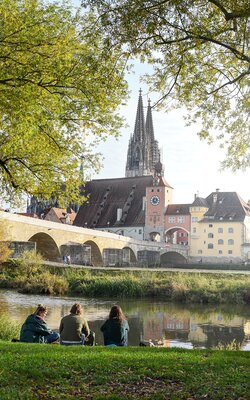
[0,314,21,341]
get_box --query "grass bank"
[0,256,250,304]
[0,342,249,400]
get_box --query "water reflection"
[0,289,249,350]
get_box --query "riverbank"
[1,259,250,304]
[0,342,249,399]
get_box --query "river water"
[0,289,249,350]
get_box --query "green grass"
[0,342,249,399]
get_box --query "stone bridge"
[0,211,189,266]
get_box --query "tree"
[82,0,250,170]
[0,0,128,205]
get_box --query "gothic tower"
[125,89,164,177]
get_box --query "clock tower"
[144,172,173,242]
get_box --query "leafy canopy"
[0,0,128,204]
[82,0,250,170]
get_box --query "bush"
[0,314,21,341]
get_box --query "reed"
[0,258,250,303]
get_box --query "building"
[43,207,76,225]
[189,190,250,263]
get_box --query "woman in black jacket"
[101,305,129,347]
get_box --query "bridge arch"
[161,251,187,266]
[122,246,137,265]
[83,240,102,266]
[28,233,60,261]
[165,226,189,245]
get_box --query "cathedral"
[74,90,174,242]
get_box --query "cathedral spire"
[133,88,145,142]
[145,99,155,142]
[125,89,164,178]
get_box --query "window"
[198,250,202,254]
[228,239,234,245]
[228,250,233,254]
[168,216,175,223]
[218,227,223,233]
[209,224,213,227]
[218,250,223,254]
[208,243,213,249]
[178,216,184,223]
[139,229,142,234]
[208,233,214,238]
[218,239,224,245]
[228,227,234,233]
[192,217,198,222]
[193,227,196,233]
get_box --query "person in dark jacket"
[59,303,92,346]
[20,304,59,344]
[101,305,129,346]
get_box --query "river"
[0,289,249,350]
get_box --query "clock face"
[150,195,160,206]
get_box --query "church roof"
[74,176,155,229]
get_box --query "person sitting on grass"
[20,304,59,344]
[59,303,94,346]
[101,305,129,347]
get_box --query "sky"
[93,61,250,205]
